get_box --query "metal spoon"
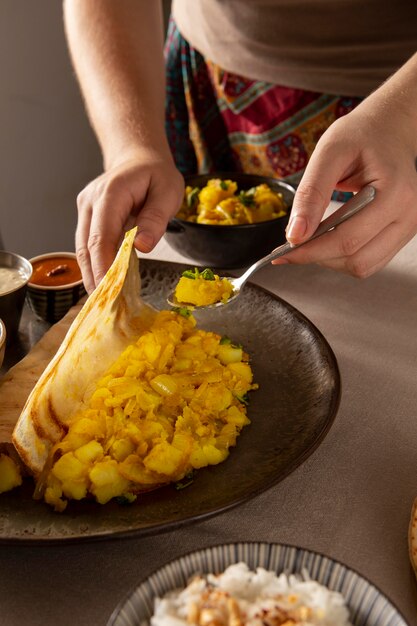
[168,184,376,309]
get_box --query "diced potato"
[136,390,162,411]
[189,442,228,468]
[61,479,88,501]
[69,417,103,440]
[143,335,161,363]
[218,344,243,364]
[93,483,128,505]
[227,362,253,383]
[119,454,162,485]
[194,384,233,412]
[44,477,66,513]
[175,343,207,361]
[189,445,209,468]
[171,358,192,372]
[143,441,186,476]
[202,444,228,465]
[74,440,104,465]
[89,459,130,504]
[0,454,22,493]
[198,179,237,210]
[171,432,193,454]
[226,405,251,427]
[89,459,121,487]
[140,419,167,441]
[110,438,136,462]
[174,274,233,307]
[52,452,87,482]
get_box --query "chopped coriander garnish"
[116,493,137,505]
[219,180,229,190]
[234,392,249,406]
[220,335,242,349]
[173,306,192,318]
[174,471,194,490]
[181,267,215,281]
[200,268,215,281]
[187,187,200,209]
[182,269,197,279]
[238,191,256,207]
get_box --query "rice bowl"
[151,563,352,626]
[107,542,408,626]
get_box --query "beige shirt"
[172,0,417,97]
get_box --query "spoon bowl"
[168,185,376,310]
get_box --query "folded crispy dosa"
[12,228,156,476]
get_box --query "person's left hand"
[273,81,417,277]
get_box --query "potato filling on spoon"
[174,268,234,307]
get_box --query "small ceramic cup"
[0,250,33,343]
[27,252,87,324]
[0,318,6,368]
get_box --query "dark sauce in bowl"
[30,256,82,287]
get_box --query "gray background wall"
[0,0,171,259]
[0,1,102,258]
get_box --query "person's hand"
[273,77,417,277]
[75,150,184,293]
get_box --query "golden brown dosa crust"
[0,299,85,451]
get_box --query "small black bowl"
[164,172,295,269]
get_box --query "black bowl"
[164,173,296,269]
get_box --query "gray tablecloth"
[1,229,417,626]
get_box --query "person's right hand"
[75,150,184,293]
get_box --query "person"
[63,0,417,294]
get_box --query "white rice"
[150,562,352,626]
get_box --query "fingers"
[134,178,184,253]
[75,189,95,294]
[273,196,417,278]
[277,193,383,265]
[88,181,135,288]
[75,159,184,292]
[318,221,416,277]
[75,177,135,293]
[287,121,358,245]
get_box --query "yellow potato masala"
[42,309,257,511]
[176,178,288,225]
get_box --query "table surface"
[1,215,417,626]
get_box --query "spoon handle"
[238,185,376,283]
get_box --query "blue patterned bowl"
[26,252,86,324]
[107,542,408,626]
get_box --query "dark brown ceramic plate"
[0,259,340,544]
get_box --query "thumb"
[287,142,352,245]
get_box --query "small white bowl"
[27,252,86,324]
[0,250,33,342]
[0,318,6,368]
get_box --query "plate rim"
[0,263,341,544]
